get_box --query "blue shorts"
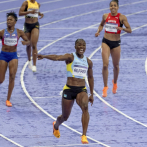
[0,51,18,63]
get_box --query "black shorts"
[24,22,39,33]
[62,85,87,100]
[102,37,121,50]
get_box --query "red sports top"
[105,13,123,34]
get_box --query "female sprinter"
[95,0,132,97]
[19,0,44,72]
[0,12,30,107]
[37,39,94,144]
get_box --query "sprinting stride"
[0,12,30,107]
[19,0,44,72]
[37,39,94,144]
[95,0,132,97]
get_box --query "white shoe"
[32,66,37,72]
[28,60,32,69]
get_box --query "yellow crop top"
[25,0,39,18]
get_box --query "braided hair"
[7,11,18,21]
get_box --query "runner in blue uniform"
[0,12,30,107]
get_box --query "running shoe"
[32,66,37,72]
[53,121,60,138]
[6,100,12,107]
[81,135,89,144]
[112,80,117,94]
[102,87,108,97]
[28,60,32,70]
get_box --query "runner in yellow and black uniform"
[19,0,44,72]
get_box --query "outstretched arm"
[18,30,30,46]
[87,58,94,106]
[95,14,107,37]
[38,53,73,62]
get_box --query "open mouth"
[80,49,84,53]
[112,9,115,12]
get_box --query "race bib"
[27,9,39,17]
[4,38,17,46]
[105,22,118,32]
[73,65,88,78]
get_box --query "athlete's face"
[110,2,119,14]
[7,16,16,27]
[75,40,86,57]
[30,0,36,3]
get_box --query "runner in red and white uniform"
[95,0,132,97]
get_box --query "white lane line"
[38,40,55,42]
[0,134,23,147]
[0,0,17,4]
[20,10,147,147]
[88,9,147,59]
[41,27,97,29]
[0,0,63,13]
[41,0,63,4]
[38,23,100,53]
[20,12,147,140]
[20,23,109,147]
[32,96,61,98]
[91,59,145,60]
[87,23,147,128]
[0,0,107,24]
[0,40,54,43]
[42,0,108,14]
[32,143,100,147]
[1,0,147,26]
[0,7,20,13]
[40,2,147,27]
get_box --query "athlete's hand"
[116,27,123,31]
[89,95,94,106]
[21,41,29,45]
[37,54,44,60]
[30,10,38,14]
[39,13,44,19]
[95,32,100,37]
[145,58,147,75]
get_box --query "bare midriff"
[25,17,38,24]
[66,77,85,87]
[104,32,120,41]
